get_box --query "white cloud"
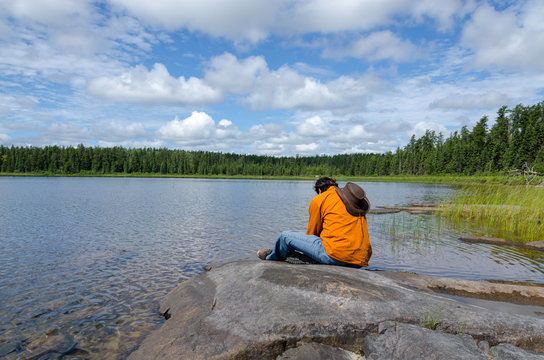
[266,131,301,146]
[47,122,89,136]
[295,142,319,153]
[98,139,165,148]
[0,2,154,82]
[323,31,419,62]
[249,124,283,140]
[156,111,216,142]
[1,0,91,26]
[0,95,38,115]
[0,105,10,116]
[281,0,404,34]
[203,54,381,112]
[204,53,267,93]
[461,1,544,72]
[251,141,285,156]
[108,0,469,43]
[93,122,147,141]
[329,124,373,143]
[206,54,334,110]
[430,91,511,110]
[15,95,38,109]
[246,69,339,110]
[329,142,390,154]
[205,53,379,112]
[108,0,278,43]
[410,0,469,31]
[281,0,465,35]
[412,121,448,138]
[292,62,335,77]
[87,63,223,105]
[0,133,11,143]
[296,116,329,137]
[30,121,92,145]
[216,119,241,139]
[366,120,411,134]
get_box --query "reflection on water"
[0,178,542,359]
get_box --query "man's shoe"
[257,249,272,260]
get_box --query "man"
[257,177,372,268]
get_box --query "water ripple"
[0,178,542,359]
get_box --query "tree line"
[1,102,543,177]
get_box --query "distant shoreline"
[0,172,518,185]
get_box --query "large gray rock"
[128,261,544,359]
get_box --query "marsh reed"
[441,184,544,242]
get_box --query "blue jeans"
[266,231,361,268]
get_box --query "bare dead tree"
[504,163,544,186]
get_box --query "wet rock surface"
[459,237,544,252]
[380,271,544,306]
[128,261,544,360]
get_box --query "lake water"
[1,177,543,359]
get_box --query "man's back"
[306,186,371,267]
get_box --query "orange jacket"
[306,186,372,267]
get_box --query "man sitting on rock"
[257,177,372,268]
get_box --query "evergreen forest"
[1,102,543,177]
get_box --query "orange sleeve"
[305,195,323,236]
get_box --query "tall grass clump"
[442,184,544,242]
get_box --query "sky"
[0,0,543,156]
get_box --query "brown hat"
[335,182,370,217]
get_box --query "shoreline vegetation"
[0,171,535,184]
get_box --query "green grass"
[383,213,440,242]
[441,183,544,243]
[421,303,445,330]
[457,320,467,338]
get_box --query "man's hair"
[314,177,338,194]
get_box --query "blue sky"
[1,0,543,156]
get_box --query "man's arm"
[305,196,323,236]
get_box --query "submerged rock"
[459,236,544,252]
[374,205,439,214]
[128,261,544,359]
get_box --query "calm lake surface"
[1,177,543,359]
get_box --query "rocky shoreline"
[128,261,544,360]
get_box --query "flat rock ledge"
[459,236,544,252]
[371,203,439,215]
[128,261,544,360]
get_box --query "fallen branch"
[504,163,544,186]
